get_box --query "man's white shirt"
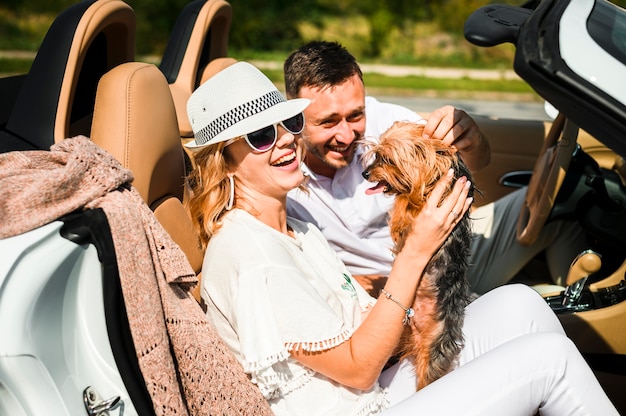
[287,96,423,276]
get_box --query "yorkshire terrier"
[362,120,473,390]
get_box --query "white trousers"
[378,285,618,416]
[467,188,588,294]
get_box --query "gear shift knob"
[565,250,601,286]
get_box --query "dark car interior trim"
[60,209,156,416]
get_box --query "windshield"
[588,1,626,66]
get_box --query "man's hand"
[422,105,491,173]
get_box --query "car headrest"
[159,0,232,139]
[199,56,238,84]
[91,62,184,206]
[5,0,135,150]
[179,57,238,149]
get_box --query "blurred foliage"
[0,6,54,50]
[126,0,190,54]
[226,0,523,65]
[2,0,626,64]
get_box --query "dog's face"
[362,122,460,207]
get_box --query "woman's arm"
[291,170,473,390]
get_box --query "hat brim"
[185,98,310,150]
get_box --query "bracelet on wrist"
[380,288,414,325]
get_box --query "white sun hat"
[185,61,310,150]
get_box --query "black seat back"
[1,0,135,153]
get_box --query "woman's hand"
[289,171,472,391]
[400,168,473,261]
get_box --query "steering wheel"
[516,113,579,246]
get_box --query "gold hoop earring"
[226,174,235,210]
[196,164,203,188]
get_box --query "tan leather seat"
[159,0,233,141]
[55,0,135,141]
[90,62,205,302]
[199,57,238,84]
[177,56,238,151]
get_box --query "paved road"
[375,95,549,121]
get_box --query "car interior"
[1,0,625,414]
[0,5,148,415]
[464,1,626,409]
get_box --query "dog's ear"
[414,123,426,137]
[359,138,379,168]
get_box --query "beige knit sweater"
[0,136,272,415]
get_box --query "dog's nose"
[362,169,370,180]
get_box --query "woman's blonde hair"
[185,141,234,250]
[186,138,309,249]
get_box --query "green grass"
[0,55,538,100]
[229,49,292,63]
[363,73,533,94]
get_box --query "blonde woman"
[185,61,617,416]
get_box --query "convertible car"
[0,0,625,414]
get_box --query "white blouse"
[201,209,387,415]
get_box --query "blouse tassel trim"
[361,298,377,313]
[244,349,291,373]
[356,389,390,416]
[255,368,316,400]
[285,327,354,352]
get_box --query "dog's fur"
[362,121,473,390]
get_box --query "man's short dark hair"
[284,41,363,98]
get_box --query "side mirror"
[544,101,559,120]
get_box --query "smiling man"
[284,40,587,296]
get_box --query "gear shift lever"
[565,250,601,286]
[560,250,602,309]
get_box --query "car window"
[588,0,626,66]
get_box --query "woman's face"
[226,123,305,205]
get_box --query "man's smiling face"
[297,74,367,178]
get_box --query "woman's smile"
[271,149,297,167]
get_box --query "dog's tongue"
[365,181,386,195]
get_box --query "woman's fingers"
[427,168,455,209]
[421,170,471,237]
[427,169,472,217]
[449,178,473,224]
[405,169,473,256]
